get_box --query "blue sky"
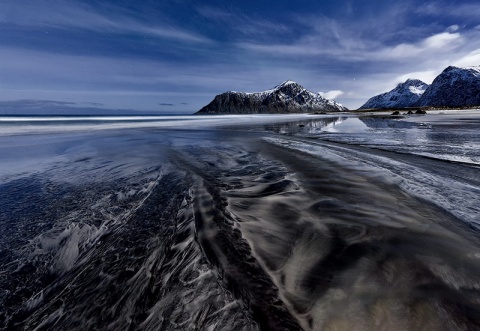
[1,0,480,113]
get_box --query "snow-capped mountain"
[195,80,348,114]
[415,66,480,108]
[359,79,429,109]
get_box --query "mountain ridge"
[195,81,347,114]
[359,65,480,110]
[359,79,429,109]
[414,66,480,107]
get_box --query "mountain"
[195,80,348,114]
[415,66,480,108]
[359,79,429,109]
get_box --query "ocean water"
[1,112,480,330]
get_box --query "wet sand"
[1,114,480,330]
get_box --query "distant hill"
[359,79,429,109]
[415,66,480,108]
[195,80,347,115]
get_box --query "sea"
[1,111,480,330]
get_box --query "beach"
[1,112,480,330]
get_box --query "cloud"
[0,99,141,115]
[375,32,463,59]
[236,15,374,59]
[0,99,77,108]
[319,90,345,100]
[159,103,174,106]
[238,31,464,63]
[395,70,439,84]
[237,42,326,56]
[233,4,466,63]
[416,3,480,20]
[423,32,461,48]
[446,25,460,32]
[196,6,290,37]
[0,0,211,44]
[454,49,480,67]
[125,25,211,43]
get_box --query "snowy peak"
[439,66,480,83]
[269,80,307,98]
[195,81,348,114]
[443,65,480,77]
[275,80,299,88]
[403,79,429,93]
[415,65,480,107]
[398,79,428,93]
[359,79,429,109]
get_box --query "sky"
[1,0,480,113]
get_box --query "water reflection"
[262,116,345,134]
[260,116,373,134]
[359,116,418,129]
[275,114,480,166]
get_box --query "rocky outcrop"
[195,81,347,114]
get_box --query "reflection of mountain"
[359,116,417,129]
[263,117,346,133]
[195,81,348,114]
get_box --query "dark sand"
[1,114,480,330]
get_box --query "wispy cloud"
[319,90,344,100]
[235,16,373,59]
[0,0,211,43]
[447,25,460,32]
[0,99,77,108]
[0,98,150,115]
[395,70,438,85]
[454,49,480,67]
[238,30,464,62]
[82,102,104,106]
[416,2,480,20]
[376,32,463,60]
[196,6,290,38]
